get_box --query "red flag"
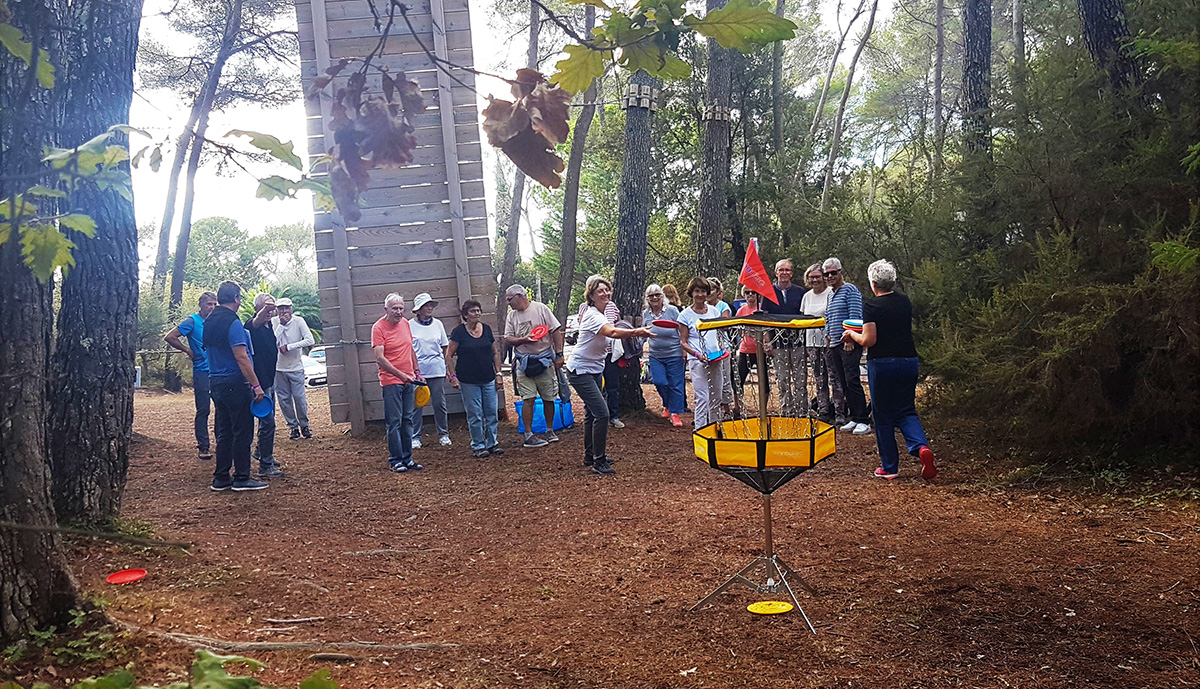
[739,238,778,304]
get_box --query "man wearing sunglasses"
[823,258,872,435]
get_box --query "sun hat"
[413,293,437,311]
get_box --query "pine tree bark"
[695,0,735,277]
[932,0,946,179]
[1076,0,1141,93]
[771,0,785,156]
[962,0,992,159]
[49,0,143,523]
[819,0,879,211]
[555,6,597,325]
[168,0,243,310]
[0,0,79,641]
[809,0,865,143]
[152,107,202,294]
[613,70,659,413]
[497,0,538,331]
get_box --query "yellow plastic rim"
[747,601,794,615]
[415,386,431,407]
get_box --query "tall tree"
[771,0,785,155]
[695,0,735,276]
[1076,0,1141,93]
[962,0,992,158]
[555,5,598,325]
[48,0,142,523]
[933,0,946,178]
[497,0,539,331]
[613,70,660,412]
[819,0,880,211]
[808,0,866,143]
[0,0,80,641]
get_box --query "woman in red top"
[734,289,770,402]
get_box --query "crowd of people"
[172,254,937,488]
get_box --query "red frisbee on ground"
[106,568,147,584]
[652,319,679,329]
[529,324,550,341]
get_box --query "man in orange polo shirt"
[372,293,424,473]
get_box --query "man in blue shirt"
[823,257,872,434]
[165,291,218,460]
[201,281,269,491]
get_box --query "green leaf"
[107,123,151,139]
[76,669,137,689]
[619,40,692,80]
[299,669,339,689]
[26,185,66,198]
[149,145,163,172]
[0,23,31,64]
[550,44,609,94]
[682,0,797,51]
[190,650,265,688]
[20,223,76,281]
[0,195,37,220]
[226,129,303,170]
[131,145,149,168]
[60,213,97,237]
[563,0,612,9]
[35,50,53,87]
[101,145,129,167]
[255,175,296,201]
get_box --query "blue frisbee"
[251,395,273,418]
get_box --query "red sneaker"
[874,467,899,480]
[670,413,683,428]
[919,446,938,479]
[662,407,670,419]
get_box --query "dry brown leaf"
[482,97,532,146]
[526,82,572,146]
[498,127,566,189]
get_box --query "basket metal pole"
[755,333,769,439]
[762,492,774,560]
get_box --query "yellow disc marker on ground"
[747,601,794,615]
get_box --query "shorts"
[515,366,559,400]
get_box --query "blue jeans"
[210,377,253,481]
[382,383,416,467]
[568,371,609,462]
[460,382,498,451]
[867,357,929,474]
[648,356,686,414]
[193,370,211,453]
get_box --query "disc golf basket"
[690,313,834,632]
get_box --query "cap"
[275,297,293,307]
[413,293,437,311]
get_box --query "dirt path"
[38,389,1200,687]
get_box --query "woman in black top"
[446,300,505,458]
[842,259,938,481]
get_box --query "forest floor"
[4,384,1199,688]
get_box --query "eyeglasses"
[823,269,841,277]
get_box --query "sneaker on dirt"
[301,427,313,439]
[852,423,871,435]
[840,420,858,431]
[210,478,233,491]
[289,428,301,440]
[523,435,548,448]
[874,467,899,480]
[231,479,269,491]
[439,435,452,446]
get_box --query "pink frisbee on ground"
[106,568,147,584]
[529,324,550,341]
[652,319,679,329]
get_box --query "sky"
[131,0,893,266]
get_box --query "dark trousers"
[736,352,770,397]
[211,377,254,482]
[569,371,609,462]
[867,358,929,473]
[830,344,870,424]
[252,386,276,466]
[603,358,621,419]
[193,370,211,453]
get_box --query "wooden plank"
[301,29,474,60]
[314,218,489,252]
[324,301,493,331]
[315,198,487,231]
[316,236,492,270]
[357,178,486,208]
[323,314,466,348]
[341,255,493,289]
[324,10,471,40]
[319,274,497,311]
[296,0,470,24]
[310,0,367,436]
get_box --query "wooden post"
[311,0,366,435]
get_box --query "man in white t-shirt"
[271,297,316,440]
[503,284,564,448]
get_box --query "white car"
[308,346,327,363]
[302,354,327,387]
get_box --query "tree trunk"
[933,0,945,179]
[820,0,879,212]
[613,70,659,414]
[555,6,597,325]
[962,0,992,159]
[771,0,785,156]
[496,0,539,332]
[49,0,143,524]
[0,0,79,641]
[1012,0,1026,96]
[151,107,202,294]
[169,0,242,310]
[1076,0,1141,93]
[695,0,735,277]
[809,0,865,143]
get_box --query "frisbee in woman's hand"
[106,568,147,585]
[529,324,550,341]
[652,319,679,329]
[250,395,273,418]
[706,350,730,363]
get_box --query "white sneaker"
[439,435,452,446]
[611,418,626,429]
[840,420,858,432]
[411,437,423,448]
[852,423,871,435]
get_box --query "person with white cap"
[408,292,451,447]
[271,297,315,440]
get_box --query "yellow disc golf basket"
[689,313,835,632]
